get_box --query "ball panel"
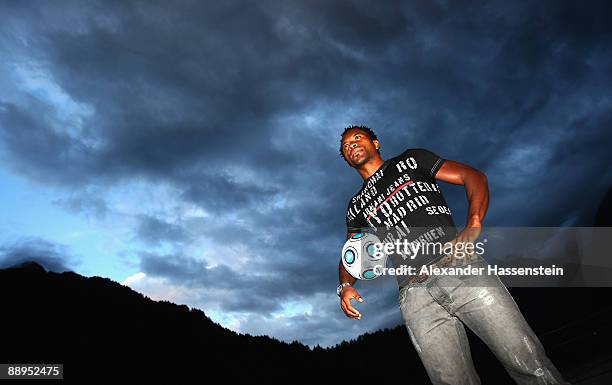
[362,269,377,279]
[366,243,375,256]
[343,248,356,264]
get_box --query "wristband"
[337,282,351,297]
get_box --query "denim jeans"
[398,254,570,385]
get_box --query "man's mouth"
[351,147,363,159]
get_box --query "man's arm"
[434,160,489,247]
[339,259,357,287]
[435,160,489,226]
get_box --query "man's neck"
[357,157,386,180]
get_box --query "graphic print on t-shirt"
[345,148,457,287]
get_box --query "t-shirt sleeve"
[404,148,445,178]
[346,222,361,234]
[346,201,363,234]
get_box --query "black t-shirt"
[345,148,457,287]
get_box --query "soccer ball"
[341,232,387,280]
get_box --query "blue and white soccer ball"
[341,232,387,280]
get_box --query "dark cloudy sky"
[0,0,611,347]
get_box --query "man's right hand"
[340,286,364,320]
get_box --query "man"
[337,125,569,385]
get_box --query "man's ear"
[373,140,381,150]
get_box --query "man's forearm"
[464,170,489,225]
[339,260,357,285]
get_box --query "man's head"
[340,125,381,168]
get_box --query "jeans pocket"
[398,286,413,309]
[398,287,407,304]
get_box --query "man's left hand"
[448,217,482,267]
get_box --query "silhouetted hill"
[2,262,612,383]
[0,263,316,382]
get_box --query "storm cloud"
[0,238,76,273]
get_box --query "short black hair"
[339,125,379,161]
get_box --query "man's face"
[341,129,380,168]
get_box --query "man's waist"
[403,251,483,285]
[403,254,455,284]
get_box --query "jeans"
[398,254,570,385]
